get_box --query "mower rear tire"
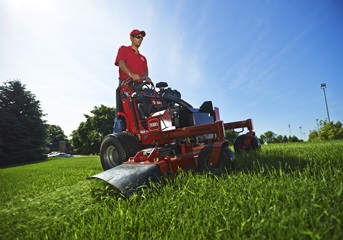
[116,132,142,158]
[234,134,261,154]
[198,144,236,174]
[100,132,141,170]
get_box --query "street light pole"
[320,83,331,122]
[299,126,303,140]
[288,124,291,137]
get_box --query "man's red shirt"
[115,45,148,80]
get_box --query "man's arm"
[118,60,140,81]
[142,70,151,82]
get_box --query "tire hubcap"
[104,145,119,167]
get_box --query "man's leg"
[113,83,125,132]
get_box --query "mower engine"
[138,81,215,130]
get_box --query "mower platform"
[90,163,163,196]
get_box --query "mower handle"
[121,78,156,95]
[121,77,153,87]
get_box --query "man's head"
[130,29,146,48]
[130,29,146,38]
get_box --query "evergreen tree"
[0,80,47,166]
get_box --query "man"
[113,29,151,132]
[115,29,151,83]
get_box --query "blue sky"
[1,0,342,140]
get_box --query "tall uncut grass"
[0,141,342,239]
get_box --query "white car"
[48,152,71,158]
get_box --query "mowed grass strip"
[0,141,342,239]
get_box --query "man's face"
[131,34,144,47]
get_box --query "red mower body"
[90,79,260,196]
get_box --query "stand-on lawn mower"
[90,79,260,196]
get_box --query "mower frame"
[115,79,256,173]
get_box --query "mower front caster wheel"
[234,134,261,154]
[198,144,236,174]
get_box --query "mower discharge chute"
[90,79,260,196]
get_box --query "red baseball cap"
[130,29,146,37]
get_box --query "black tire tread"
[198,144,236,174]
[234,134,261,153]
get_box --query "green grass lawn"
[1,141,342,239]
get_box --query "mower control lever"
[135,80,154,92]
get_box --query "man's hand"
[128,72,141,81]
[145,76,152,83]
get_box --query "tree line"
[259,120,343,144]
[259,131,301,144]
[1,80,342,166]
